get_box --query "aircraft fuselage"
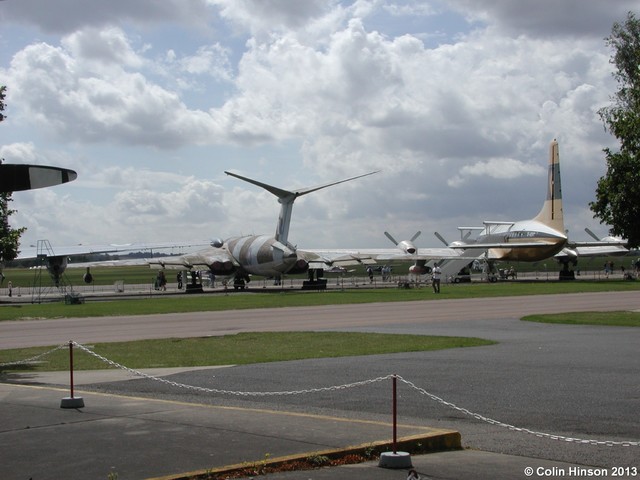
[221,235,306,277]
[476,220,567,262]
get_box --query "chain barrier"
[395,375,640,448]
[0,344,66,368]
[71,342,393,396]
[2,342,638,448]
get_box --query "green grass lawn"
[0,332,495,372]
[2,280,640,321]
[1,268,637,373]
[522,311,640,327]
[3,265,155,288]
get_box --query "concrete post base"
[60,397,84,409]
[378,451,412,469]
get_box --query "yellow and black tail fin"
[533,139,564,232]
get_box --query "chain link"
[0,344,66,368]
[2,342,638,447]
[395,375,640,447]
[71,342,393,396]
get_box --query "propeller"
[434,231,449,246]
[584,227,600,241]
[385,231,421,255]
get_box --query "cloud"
[448,0,635,38]
[1,0,212,33]
[3,1,636,251]
[0,142,40,163]
[383,2,437,17]
[212,0,335,38]
[175,44,233,81]
[5,29,222,149]
[448,158,544,188]
[3,3,619,163]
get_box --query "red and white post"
[60,341,85,409]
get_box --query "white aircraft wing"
[368,247,474,261]
[16,241,210,260]
[565,240,629,257]
[299,249,378,267]
[449,241,558,251]
[147,247,238,270]
[300,246,472,265]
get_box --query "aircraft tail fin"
[225,170,379,244]
[533,139,564,232]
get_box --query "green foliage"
[592,12,640,247]
[306,455,330,466]
[0,85,6,122]
[0,85,26,261]
[0,194,26,262]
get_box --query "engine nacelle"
[211,238,224,248]
[409,264,430,275]
[210,260,235,275]
[398,240,417,255]
[286,259,309,275]
[83,267,93,284]
[46,255,68,286]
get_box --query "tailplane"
[533,139,564,232]
[225,170,379,244]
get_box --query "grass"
[522,311,640,327]
[1,280,639,321]
[3,265,156,289]
[0,332,496,372]
[1,267,637,373]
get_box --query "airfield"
[0,280,639,479]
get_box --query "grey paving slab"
[0,383,453,480]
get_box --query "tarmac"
[1,368,631,480]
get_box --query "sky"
[0,0,636,253]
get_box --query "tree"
[590,12,640,248]
[0,85,27,263]
[0,85,6,122]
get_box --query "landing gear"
[303,268,327,290]
[559,259,577,281]
[233,275,250,290]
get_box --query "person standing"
[431,264,442,293]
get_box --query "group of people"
[367,263,442,292]
[363,265,393,283]
[154,270,167,291]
